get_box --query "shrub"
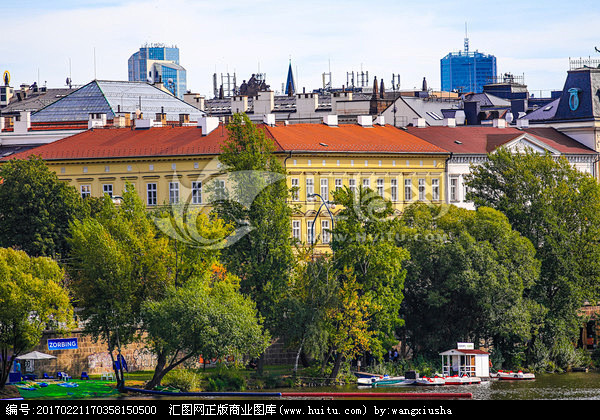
[206,368,246,391]
[163,369,200,392]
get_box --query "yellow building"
[4,116,449,249]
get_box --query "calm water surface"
[270,372,600,400]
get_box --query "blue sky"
[2,0,599,97]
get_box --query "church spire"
[285,59,295,96]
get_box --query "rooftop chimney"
[263,114,276,126]
[413,117,426,128]
[323,115,338,127]
[198,116,219,135]
[443,118,456,127]
[493,119,506,128]
[357,115,373,127]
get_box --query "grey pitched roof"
[522,98,560,121]
[31,80,204,123]
[1,88,75,114]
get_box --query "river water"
[269,372,600,400]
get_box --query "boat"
[443,375,481,385]
[353,371,381,379]
[414,376,446,386]
[495,370,535,380]
[357,375,415,387]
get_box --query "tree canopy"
[397,203,541,364]
[0,156,86,259]
[213,113,295,335]
[465,149,600,365]
[0,247,73,388]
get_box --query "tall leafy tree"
[213,113,295,340]
[0,156,86,260]
[329,186,409,356]
[397,203,541,365]
[141,265,270,389]
[68,190,169,389]
[0,248,73,388]
[465,149,600,363]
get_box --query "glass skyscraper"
[440,45,496,94]
[128,44,186,99]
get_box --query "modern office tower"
[128,43,187,99]
[440,31,496,94]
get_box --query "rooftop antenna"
[464,22,469,53]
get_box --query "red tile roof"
[266,123,449,154]
[5,125,234,161]
[5,123,450,162]
[406,126,596,155]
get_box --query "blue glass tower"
[440,37,496,94]
[128,44,186,99]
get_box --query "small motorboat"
[443,375,481,385]
[495,370,535,380]
[357,375,415,387]
[414,376,446,386]
[353,371,381,379]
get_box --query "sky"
[2,0,599,98]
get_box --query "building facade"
[128,43,187,99]
[407,124,598,210]
[5,115,449,250]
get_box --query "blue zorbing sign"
[48,338,78,351]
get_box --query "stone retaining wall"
[24,331,297,379]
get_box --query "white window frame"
[404,179,412,201]
[321,219,330,244]
[377,178,384,197]
[307,221,314,245]
[349,178,357,195]
[147,183,157,206]
[214,179,226,201]
[102,184,113,197]
[192,181,202,204]
[418,178,426,201]
[390,178,398,202]
[81,184,91,199]
[291,178,299,201]
[432,178,440,201]
[320,178,329,199]
[169,181,180,204]
[306,177,314,201]
[362,178,370,189]
[450,177,459,202]
[335,178,343,192]
[292,220,301,241]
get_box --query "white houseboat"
[440,343,490,381]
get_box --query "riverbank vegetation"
[1,116,599,390]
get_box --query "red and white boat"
[496,370,535,380]
[415,376,446,386]
[443,375,482,385]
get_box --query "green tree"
[278,251,339,374]
[68,190,169,389]
[329,186,409,357]
[0,156,86,259]
[213,113,295,366]
[465,149,600,365]
[0,248,73,388]
[141,266,270,389]
[397,203,541,364]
